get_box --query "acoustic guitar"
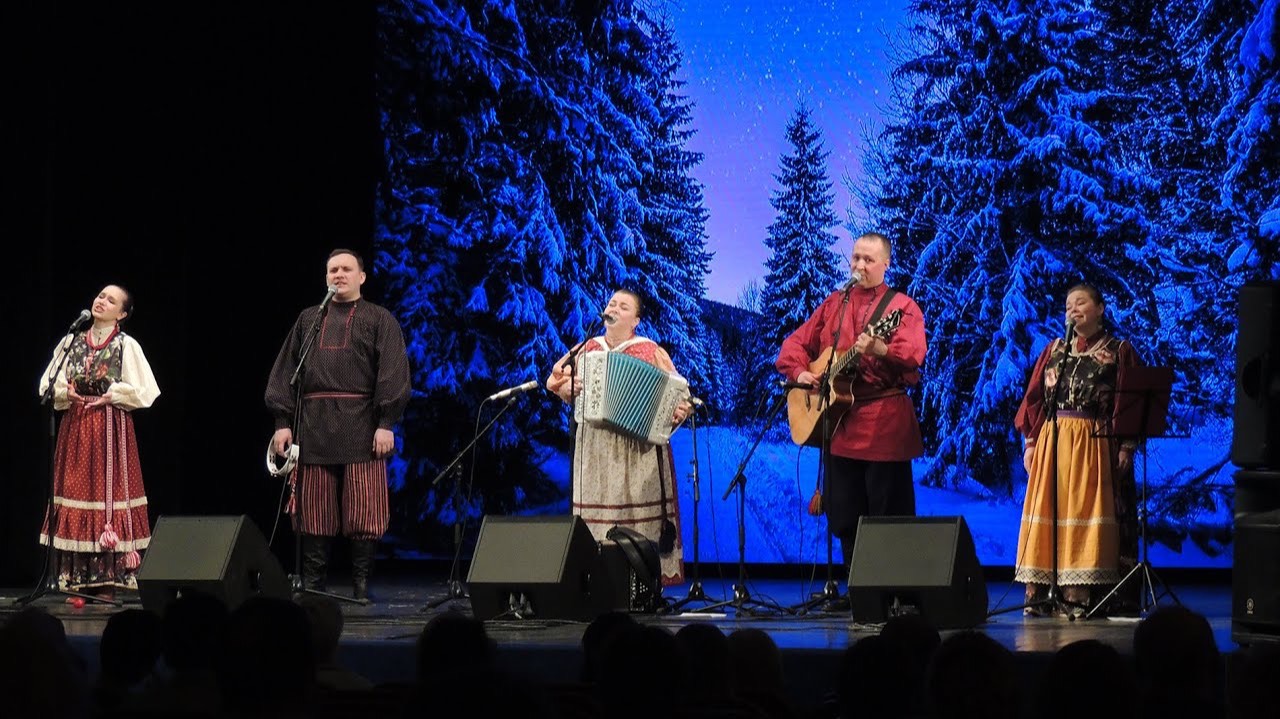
[785,309,903,447]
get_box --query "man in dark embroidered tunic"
[266,249,411,601]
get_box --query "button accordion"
[573,351,689,445]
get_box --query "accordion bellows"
[574,351,689,445]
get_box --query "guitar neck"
[832,348,861,377]
[828,309,902,378]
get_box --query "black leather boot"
[301,534,331,592]
[351,539,377,603]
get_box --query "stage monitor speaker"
[137,515,290,614]
[848,515,987,629]
[1232,508,1280,643]
[467,515,615,620]
[1233,280,1280,469]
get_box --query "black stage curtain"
[2,0,379,584]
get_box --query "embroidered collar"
[1070,331,1109,357]
[598,335,652,353]
[851,283,887,299]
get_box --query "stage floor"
[0,569,1244,702]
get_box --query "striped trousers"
[291,460,389,540]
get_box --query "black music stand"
[1087,365,1181,618]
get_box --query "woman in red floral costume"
[1014,283,1139,616]
[38,284,159,599]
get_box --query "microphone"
[486,380,540,402]
[319,285,338,312]
[780,380,816,391]
[688,396,705,408]
[841,270,865,293]
[68,309,91,331]
[599,312,616,325]
[1065,318,1076,343]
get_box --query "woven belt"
[855,388,906,403]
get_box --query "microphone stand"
[666,405,724,612]
[690,391,792,617]
[18,318,121,607]
[989,322,1081,619]
[286,298,364,605]
[562,316,608,499]
[289,297,330,387]
[792,284,854,615]
[421,394,526,611]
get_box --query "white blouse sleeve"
[108,336,161,410]
[36,335,75,411]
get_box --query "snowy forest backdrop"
[373,0,1278,568]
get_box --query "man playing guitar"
[775,231,928,571]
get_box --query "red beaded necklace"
[85,323,120,351]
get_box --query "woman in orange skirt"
[1014,283,1138,616]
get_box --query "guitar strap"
[865,287,899,330]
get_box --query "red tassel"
[99,524,120,549]
[123,550,141,570]
[807,489,825,517]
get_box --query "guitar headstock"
[868,309,903,339]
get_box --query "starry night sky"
[668,0,910,304]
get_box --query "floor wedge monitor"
[848,515,987,628]
[467,514,616,620]
[137,515,290,613]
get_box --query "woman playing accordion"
[547,289,691,586]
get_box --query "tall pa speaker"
[1233,508,1280,643]
[467,515,616,621]
[137,515,290,614]
[1233,280,1280,469]
[848,516,987,629]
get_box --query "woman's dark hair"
[617,288,645,318]
[111,284,134,322]
[1067,282,1105,307]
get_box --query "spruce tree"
[630,15,719,410]
[864,0,1166,492]
[1218,0,1280,280]
[375,0,680,541]
[752,103,845,419]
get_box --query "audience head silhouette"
[927,630,1019,719]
